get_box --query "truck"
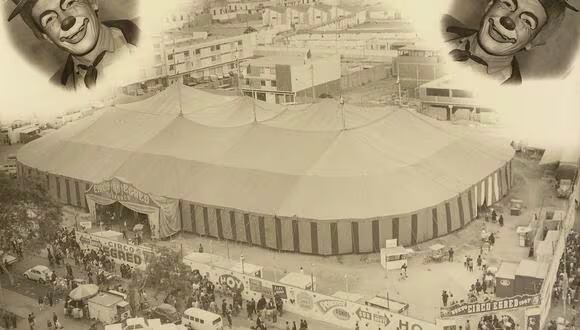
[88,291,131,325]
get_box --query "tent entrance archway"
[85,177,182,240]
[95,202,151,239]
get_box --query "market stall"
[515,260,549,296]
[87,291,131,325]
[495,262,519,298]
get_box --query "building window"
[238,40,243,46]
[256,92,267,101]
[195,49,200,55]
[261,80,266,86]
[211,56,217,62]
[316,15,321,19]
[380,45,386,50]
[216,44,221,50]
[184,50,190,57]
[271,80,277,87]
[169,64,175,71]
[245,79,250,85]
[230,63,236,69]
[285,94,294,103]
[451,89,473,98]
[168,54,174,61]
[425,88,450,97]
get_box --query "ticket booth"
[495,262,518,298]
[380,246,409,270]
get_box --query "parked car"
[147,304,181,324]
[0,251,18,273]
[23,265,53,284]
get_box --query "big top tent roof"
[18,85,514,220]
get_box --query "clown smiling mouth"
[60,18,89,44]
[488,18,516,44]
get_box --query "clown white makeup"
[30,0,100,56]
[478,0,548,56]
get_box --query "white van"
[181,308,223,330]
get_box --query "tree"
[142,246,194,301]
[0,172,63,285]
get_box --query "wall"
[290,55,341,92]
[341,64,390,90]
[198,263,435,330]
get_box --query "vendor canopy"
[18,85,514,220]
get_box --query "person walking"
[38,296,44,311]
[48,291,54,307]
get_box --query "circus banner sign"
[75,232,153,267]
[87,177,155,206]
[441,294,541,317]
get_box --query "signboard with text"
[441,294,541,317]
[75,231,153,267]
[86,177,156,207]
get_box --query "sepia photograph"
[0,0,579,330]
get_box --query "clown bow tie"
[77,51,107,89]
[449,40,488,67]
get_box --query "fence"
[341,64,390,91]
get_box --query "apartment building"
[392,44,448,98]
[238,53,341,103]
[280,0,316,6]
[263,4,366,29]
[124,28,258,95]
[286,21,417,57]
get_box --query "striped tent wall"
[17,159,514,256]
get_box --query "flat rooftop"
[243,54,327,66]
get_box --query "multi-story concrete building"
[391,43,448,98]
[285,21,417,57]
[263,4,366,30]
[238,54,341,103]
[280,0,316,7]
[417,76,496,123]
[124,28,258,95]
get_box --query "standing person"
[47,320,53,330]
[38,295,44,311]
[498,215,504,227]
[448,248,454,262]
[442,290,449,307]
[285,321,290,330]
[48,290,54,307]
[489,233,495,246]
[292,321,297,330]
[247,299,254,320]
[52,312,58,326]
[226,309,232,328]
[477,255,482,270]
[28,313,35,330]
[198,244,204,253]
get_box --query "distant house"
[262,6,287,26]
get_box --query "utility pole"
[310,63,315,103]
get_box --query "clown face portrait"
[5,0,140,91]
[442,0,579,85]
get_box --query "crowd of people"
[477,314,516,330]
[552,230,580,310]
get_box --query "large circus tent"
[16,85,514,255]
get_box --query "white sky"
[0,0,578,150]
